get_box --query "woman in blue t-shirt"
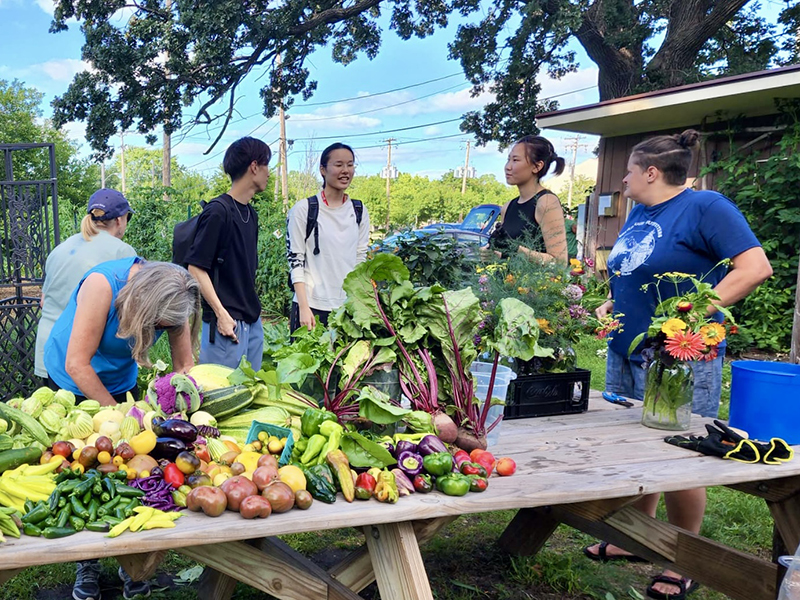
[45,259,201,406]
[488,135,569,264]
[585,130,772,600]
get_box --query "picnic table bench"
[1,392,798,600]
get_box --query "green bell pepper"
[301,407,338,438]
[317,421,344,465]
[436,473,471,496]
[304,464,337,503]
[422,452,453,477]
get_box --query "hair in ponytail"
[630,129,700,185]
[514,135,565,179]
[79,210,115,242]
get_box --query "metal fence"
[0,143,59,400]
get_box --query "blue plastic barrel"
[729,360,800,444]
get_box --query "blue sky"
[0,0,778,183]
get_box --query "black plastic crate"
[504,368,591,419]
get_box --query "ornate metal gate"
[0,143,59,400]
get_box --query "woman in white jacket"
[286,142,370,332]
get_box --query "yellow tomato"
[97,451,112,464]
[278,465,307,493]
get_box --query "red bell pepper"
[354,472,377,500]
[163,462,185,488]
[460,461,487,477]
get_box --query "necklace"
[231,197,250,224]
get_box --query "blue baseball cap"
[87,188,133,220]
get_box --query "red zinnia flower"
[664,330,706,361]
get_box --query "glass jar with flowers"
[629,270,735,430]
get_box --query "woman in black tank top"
[489,135,569,264]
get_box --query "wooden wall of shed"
[585,117,784,269]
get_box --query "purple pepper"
[396,450,424,478]
[417,434,447,456]
[394,440,418,457]
[391,468,415,496]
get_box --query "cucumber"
[0,403,51,447]
[0,447,43,474]
[201,385,253,419]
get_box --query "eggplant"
[152,437,187,461]
[396,450,423,478]
[394,440,418,457]
[417,434,447,456]
[153,419,198,443]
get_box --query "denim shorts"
[199,318,264,371]
[605,346,725,418]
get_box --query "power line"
[290,117,462,142]
[300,72,463,106]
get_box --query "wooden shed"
[536,64,800,275]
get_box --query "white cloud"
[33,58,90,82]
[35,0,54,15]
[424,125,443,136]
[537,68,599,109]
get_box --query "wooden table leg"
[554,501,778,600]
[498,507,560,556]
[329,516,457,592]
[116,550,166,582]
[365,521,434,600]
[0,568,23,586]
[179,537,363,600]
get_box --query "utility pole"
[277,54,289,210]
[562,135,590,208]
[460,140,471,195]
[384,138,395,231]
[162,0,172,201]
[100,162,105,188]
[120,131,126,195]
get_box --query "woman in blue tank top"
[488,135,569,264]
[44,258,201,406]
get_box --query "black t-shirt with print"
[185,194,261,323]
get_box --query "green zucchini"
[201,385,253,419]
[0,447,43,474]
[0,403,50,447]
[218,406,291,429]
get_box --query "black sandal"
[582,541,647,563]
[646,574,699,600]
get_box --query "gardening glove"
[711,420,793,465]
[664,429,760,463]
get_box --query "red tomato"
[163,462,185,488]
[194,444,211,463]
[468,449,486,462]
[496,457,517,476]
[475,454,496,476]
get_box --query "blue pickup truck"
[378,203,501,249]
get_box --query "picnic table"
[1,392,798,600]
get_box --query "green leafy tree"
[0,79,98,235]
[49,1,796,156]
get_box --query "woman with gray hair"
[43,258,200,600]
[44,258,201,406]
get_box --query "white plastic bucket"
[470,361,517,447]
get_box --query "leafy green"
[357,385,411,425]
[488,298,553,361]
[341,431,397,468]
[276,353,321,385]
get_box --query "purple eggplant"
[391,468,415,496]
[394,440,418,457]
[152,437,187,461]
[396,450,423,478]
[153,419,198,444]
[417,434,447,456]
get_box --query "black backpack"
[172,196,232,343]
[172,196,231,269]
[288,195,364,289]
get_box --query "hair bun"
[678,129,700,148]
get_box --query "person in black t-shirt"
[185,137,271,370]
[488,135,569,265]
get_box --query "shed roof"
[536,65,800,137]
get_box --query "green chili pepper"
[300,407,338,438]
[300,434,327,465]
[48,488,61,513]
[114,482,145,498]
[436,473,471,496]
[41,526,77,539]
[88,498,100,522]
[21,502,50,525]
[422,452,453,477]
[85,521,110,533]
[22,522,42,537]
[317,421,344,465]
[69,516,86,532]
[103,477,116,500]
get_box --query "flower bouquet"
[629,269,735,430]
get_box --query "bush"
[702,101,800,352]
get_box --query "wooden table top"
[2,392,798,571]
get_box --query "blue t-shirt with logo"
[607,188,760,360]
